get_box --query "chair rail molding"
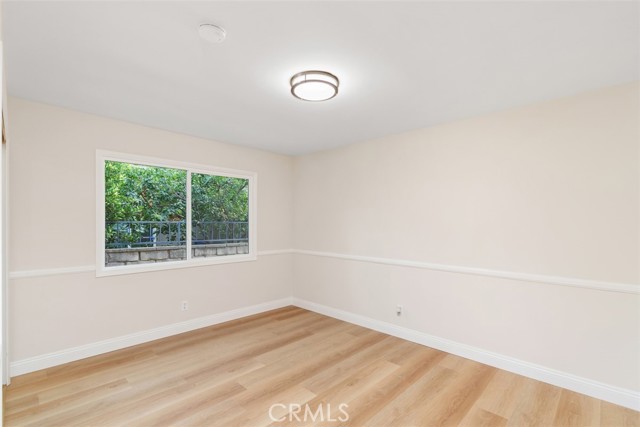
[293,249,640,295]
[9,249,296,280]
[9,249,639,294]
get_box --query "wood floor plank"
[122,380,247,427]
[227,385,317,427]
[601,401,640,427]
[4,348,158,402]
[459,408,508,427]
[468,368,534,420]
[365,365,457,427]
[410,360,496,426]
[252,319,354,366]
[178,400,246,427]
[552,388,601,427]
[235,329,387,405]
[507,381,562,427]
[237,330,358,388]
[277,358,400,427]
[301,335,402,393]
[345,346,450,426]
[4,378,129,425]
[4,306,638,427]
[76,351,270,426]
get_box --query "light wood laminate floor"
[4,307,639,426]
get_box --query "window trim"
[96,150,257,277]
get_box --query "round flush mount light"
[290,70,339,102]
[198,24,226,44]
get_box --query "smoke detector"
[198,24,226,44]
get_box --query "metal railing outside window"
[105,220,248,249]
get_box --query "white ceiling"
[4,1,639,155]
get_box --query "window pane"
[191,173,249,258]
[104,161,187,267]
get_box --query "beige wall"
[8,97,294,361]
[293,82,640,391]
[295,83,639,284]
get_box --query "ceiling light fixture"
[290,70,339,102]
[198,24,226,44]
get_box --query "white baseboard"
[10,297,293,377]
[292,297,640,411]
[9,295,640,411]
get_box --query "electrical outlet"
[181,301,189,311]
[396,305,403,316]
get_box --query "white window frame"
[96,150,257,277]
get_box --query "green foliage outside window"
[191,172,249,223]
[105,161,249,247]
[105,161,187,223]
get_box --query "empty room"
[0,1,638,426]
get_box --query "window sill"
[95,253,258,277]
